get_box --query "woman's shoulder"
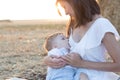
[93,17,114,29]
[95,17,110,24]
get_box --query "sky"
[0,0,67,20]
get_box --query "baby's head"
[44,33,70,52]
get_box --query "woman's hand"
[61,53,83,67]
[44,55,66,69]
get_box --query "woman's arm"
[44,55,66,68]
[62,33,120,72]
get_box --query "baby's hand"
[50,56,66,68]
[51,57,60,61]
[52,57,66,64]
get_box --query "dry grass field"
[0,20,120,80]
[0,20,65,80]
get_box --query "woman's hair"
[56,0,101,37]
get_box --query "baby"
[44,33,88,80]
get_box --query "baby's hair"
[44,33,63,52]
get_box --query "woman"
[44,0,120,80]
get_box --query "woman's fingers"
[51,61,66,68]
[50,55,60,58]
[61,54,73,64]
[61,53,82,67]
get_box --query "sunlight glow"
[0,0,68,20]
[57,3,66,16]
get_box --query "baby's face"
[54,34,70,49]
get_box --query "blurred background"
[0,0,120,80]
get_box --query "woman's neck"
[84,14,102,28]
[92,14,102,21]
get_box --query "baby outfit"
[46,48,76,80]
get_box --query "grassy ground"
[0,23,65,80]
[0,23,119,80]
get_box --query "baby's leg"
[80,72,89,80]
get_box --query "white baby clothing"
[69,17,120,80]
[46,48,76,80]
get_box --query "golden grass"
[0,23,65,80]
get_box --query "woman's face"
[58,1,75,18]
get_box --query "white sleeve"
[48,48,62,56]
[96,18,120,41]
[86,18,120,49]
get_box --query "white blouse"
[69,18,120,80]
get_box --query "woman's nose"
[65,11,69,15]
[66,38,69,41]
[64,9,69,15]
